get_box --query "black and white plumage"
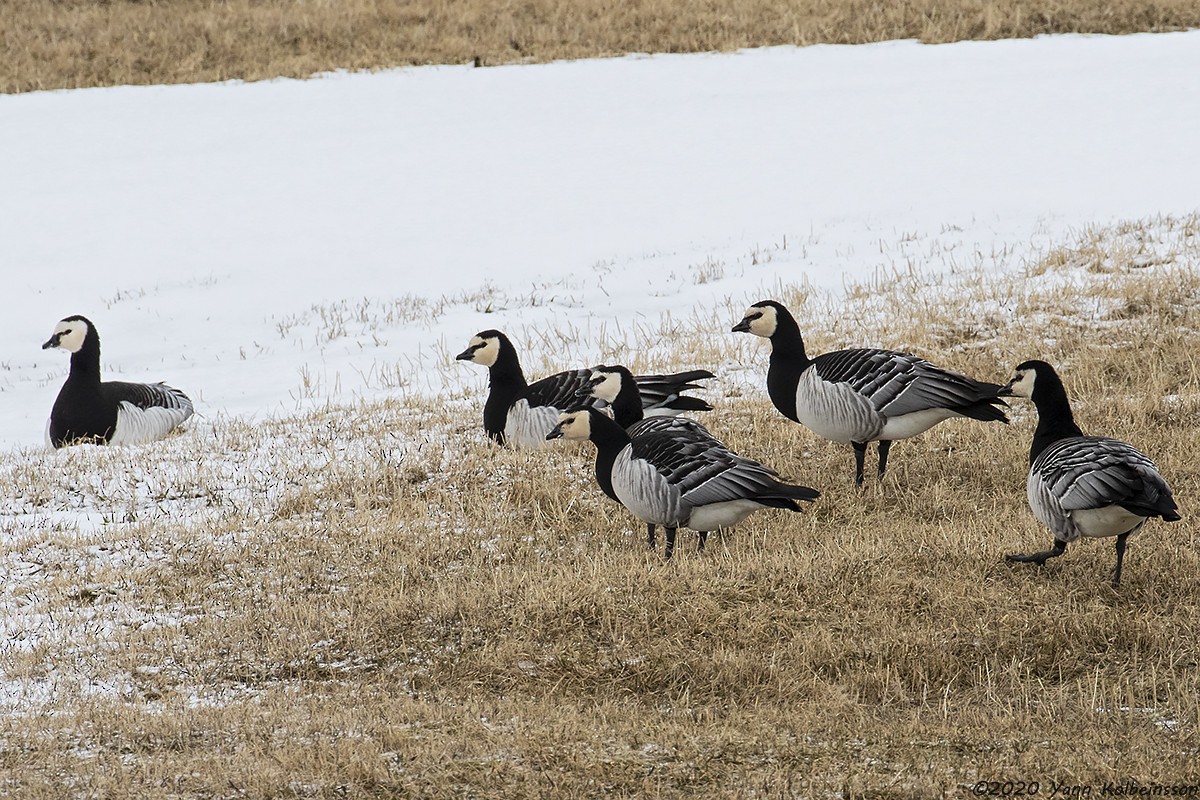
[732,300,1009,485]
[456,330,714,449]
[546,408,820,558]
[580,363,713,437]
[998,359,1180,587]
[578,364,716,548]
[42,315,194,448]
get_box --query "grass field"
[4,0,1200,93]
[2,217,1198,796]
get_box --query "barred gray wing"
[1035,436,1174,515]
[629,426,787,508]
[813,348,998,416]
[519,369,594,411]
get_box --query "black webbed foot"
[1005,540,1067,567]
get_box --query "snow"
[1,31,1199,449]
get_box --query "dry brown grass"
[3,0,1200,93]
[2,216,1199,796]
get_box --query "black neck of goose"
[68,334,102,384]
[482,343,528,441]
[588,413,632,503]
[766,308,807,422]
[1029,375,1084,464]
[610,377,643,428]
[767,306,810,365]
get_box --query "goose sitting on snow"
[732,300,1008,485]
[546,408,820,558]
[42,315,194,448]
[456,329,714,448]
[998,360,1180,587]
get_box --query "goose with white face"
[547,406,820,559]
[731,304,778,338]
[42,318,89,353]
[545,410,591,441]
[998,358,1181,587]
[455,334,500,367]
[1000,367,1036,400]
[43,314,194,448]
[584,369,624,404]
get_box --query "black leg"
[1112,532,1130,588]
[664,528,677,559]
[646,523,656,549]
[877,440,892,478]
[698,530,709,552]
[852,441,867,486]
[1006,539,1068,567]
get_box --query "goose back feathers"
[43,315,194,448]
[999,359,1180,586]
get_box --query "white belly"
[879,407,958,440]
[686,500,767,532]
[1071,506,1147,539]
[504,400,560,449]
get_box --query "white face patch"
[50,319,88,353]
[1007,369,1036,399]
[589,370,623,403]
[740,305,778,338]
[467,335,500,367]
[554,411,592,441]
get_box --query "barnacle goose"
[578,363,716,547]
[580,364,713,437]
[998,360,1180,587]
[546,408,820,558]
[456,329,714,448]
[733,300,1008,485]
[42,315,194,448]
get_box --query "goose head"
[456,330,506,367]
[42,315,92,354]
[546,409,593,442]
[732,300,783,338]
[998,360,1055,401]
[579,365,631,403]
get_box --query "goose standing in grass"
[456,329,714,448]
[577,363,715,548]
[732,300,1008,485]
[998,359,1180,587]
[42,315,194,448]
[580,363,712,437]
[546,408,820,558]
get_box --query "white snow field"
[1,31,1199,449]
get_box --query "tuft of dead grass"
[1,215,1199,795]
[4,0,1200,93]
